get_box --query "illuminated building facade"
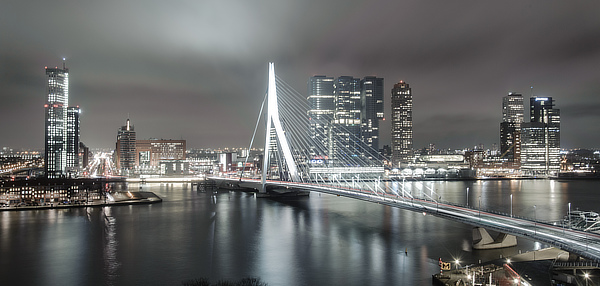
[521,96,560,175]
[391,81,413,167]
[308,76,335,158]
[499,93,524,164]
[44,64,70,178]
[115,119,187,176]
[360,76,384,159]
[136,139,186,167]
[116,119,136,172]
[65,106,80,174]
[332,76,362,162]
[308,75,384,164]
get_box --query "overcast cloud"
[1,0,599,150]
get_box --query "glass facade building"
[308,75,384,165]
[360,76,384,159]
[500,93,524,163]
[65,106,80,174]
[521,97,560,175]
[391,81,413,167]
[44,65,70,178]
[116,119,137,173]
[332,76,362,163]
[307,76,335,159]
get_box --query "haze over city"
[1,0,599,150]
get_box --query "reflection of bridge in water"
[211,63,600,263]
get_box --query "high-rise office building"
[521,96,560,175]
[116,118,137,173]
[332,76,362,162]
[499,93,524,163]
[44,64,70,178]
[391,81,413,167]
[502,93,524,123]
[65,106,80,174]
[308,75,385,165]
[307,76,335,159]
[360,76,384,158]
[79,142,90,170]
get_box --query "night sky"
[2,0,599,150]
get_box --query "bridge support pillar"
[472,227,517,249]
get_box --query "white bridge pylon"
[261,62,299,192]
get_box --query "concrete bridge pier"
[473,227,517,249]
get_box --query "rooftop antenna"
[62,58,66,69]
[530,86,534,97]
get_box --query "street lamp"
[510,194,513,217]
[534,205,537,235]
[466,187,469,207]
[479,196,482,220]
[568,202,571,229]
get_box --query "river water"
[1,179,599,285]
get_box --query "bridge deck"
[210,177,600,263]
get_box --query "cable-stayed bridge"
[210,63,600,263]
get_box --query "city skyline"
[1,1,600,150]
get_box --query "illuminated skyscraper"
[521,96,560,175]
[360,76,384,159]
[116,118,137,173]
[332,76,362,162]
[308,75,384,165]
[65,106,80,174]
[308,76,335,159]
[391,81,412,167]
[44,63,69,178]
[499,93,524,164]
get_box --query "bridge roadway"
[212,177,600,262]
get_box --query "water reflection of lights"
[103,207,120,282]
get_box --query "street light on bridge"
[510,194,513,217]
[534,205,537,235]
[478,196,482,221]
[568,202,571,229]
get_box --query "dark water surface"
[2,180,599,285]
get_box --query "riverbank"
[0,191,162,212]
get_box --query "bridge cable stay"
[275,76,383,168]
[239,91,267,181]
[236,65,600,262]
[253,65,425,205]
[274,75,413,195]
[272,74,419,203]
